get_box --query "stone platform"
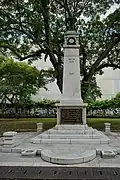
[0,126,117,166]
[31,124,110,144]
[41,145,96,164]
[0,131,120,168]
[30,125,110,164]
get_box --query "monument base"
[41,145,96,165]
[56,102,87,125]
[32,124,110,144]
[31,124,110,164]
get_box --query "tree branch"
[0,43,21,58]
[40,0,58,69]
[63,0,72,17]
[13,27,36,43]
[0,8,36,43]
[79,41,87,76]
[4,95,13,105]
[54,0,64,8]
[40,0,50,45]
[87,36,120,81]
[16,0,22,28]
[75,0,90,17]
[55,0,72,17]
[96,63,120,72]
[19,49,46,61]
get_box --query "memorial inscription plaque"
[61,108,82,124]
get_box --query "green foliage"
[114,92,120,107]
[87,92,120,114]
[35,98,59,108]
[0,56,54,111]
[82,77,102,101]
[0,0,120,100]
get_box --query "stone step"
[46,128,95,134]
[32,138,110,144]
[46,130,95,135]
[54,124,88,130]
[38,134,105,139]
[31,125,110,146]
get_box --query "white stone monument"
[56,31,87,125]
[31,30,111,165]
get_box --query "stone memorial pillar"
[37,123,43,133]
[104,123,111,134]
[56,31,87,125]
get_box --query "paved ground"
[1,131,120,179]
[0,131,120,168]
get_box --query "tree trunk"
[56,75,63,93]
[56,66,63,93]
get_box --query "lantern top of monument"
[65,31,79,35]
[64,30,80,46]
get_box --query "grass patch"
[0,118,56,122]
[0,118,56,135]
[87,118,120,131]
[0,117,120,136]
[88,118,120,123]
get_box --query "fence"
[0,106,120,119]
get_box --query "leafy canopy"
[0,56,54,107]
[0,0,120,100]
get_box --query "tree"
[113,92,120,108]
[0,0,120,100]
[0,56,54,113]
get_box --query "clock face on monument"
[67,37,76,45]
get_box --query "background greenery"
[0,56,55,115]
[0,0,120,101]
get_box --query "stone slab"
[21,149,37,156]
[32,138,109,144]
[38,134,107,139]
[54,124,88,130]
[41,146,96,165]
[96,146,117,155]
[2,140,15,145]
[1,148,12,153]
[3,136,16,140]
[11,148,22,153]
[3,131,17,137]
[40,139,71,144]
[3,144,16,148]
[46,129,94,134]
[101,150,116,158]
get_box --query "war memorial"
[0,29,120,179]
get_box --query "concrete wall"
[96,68,120,99]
